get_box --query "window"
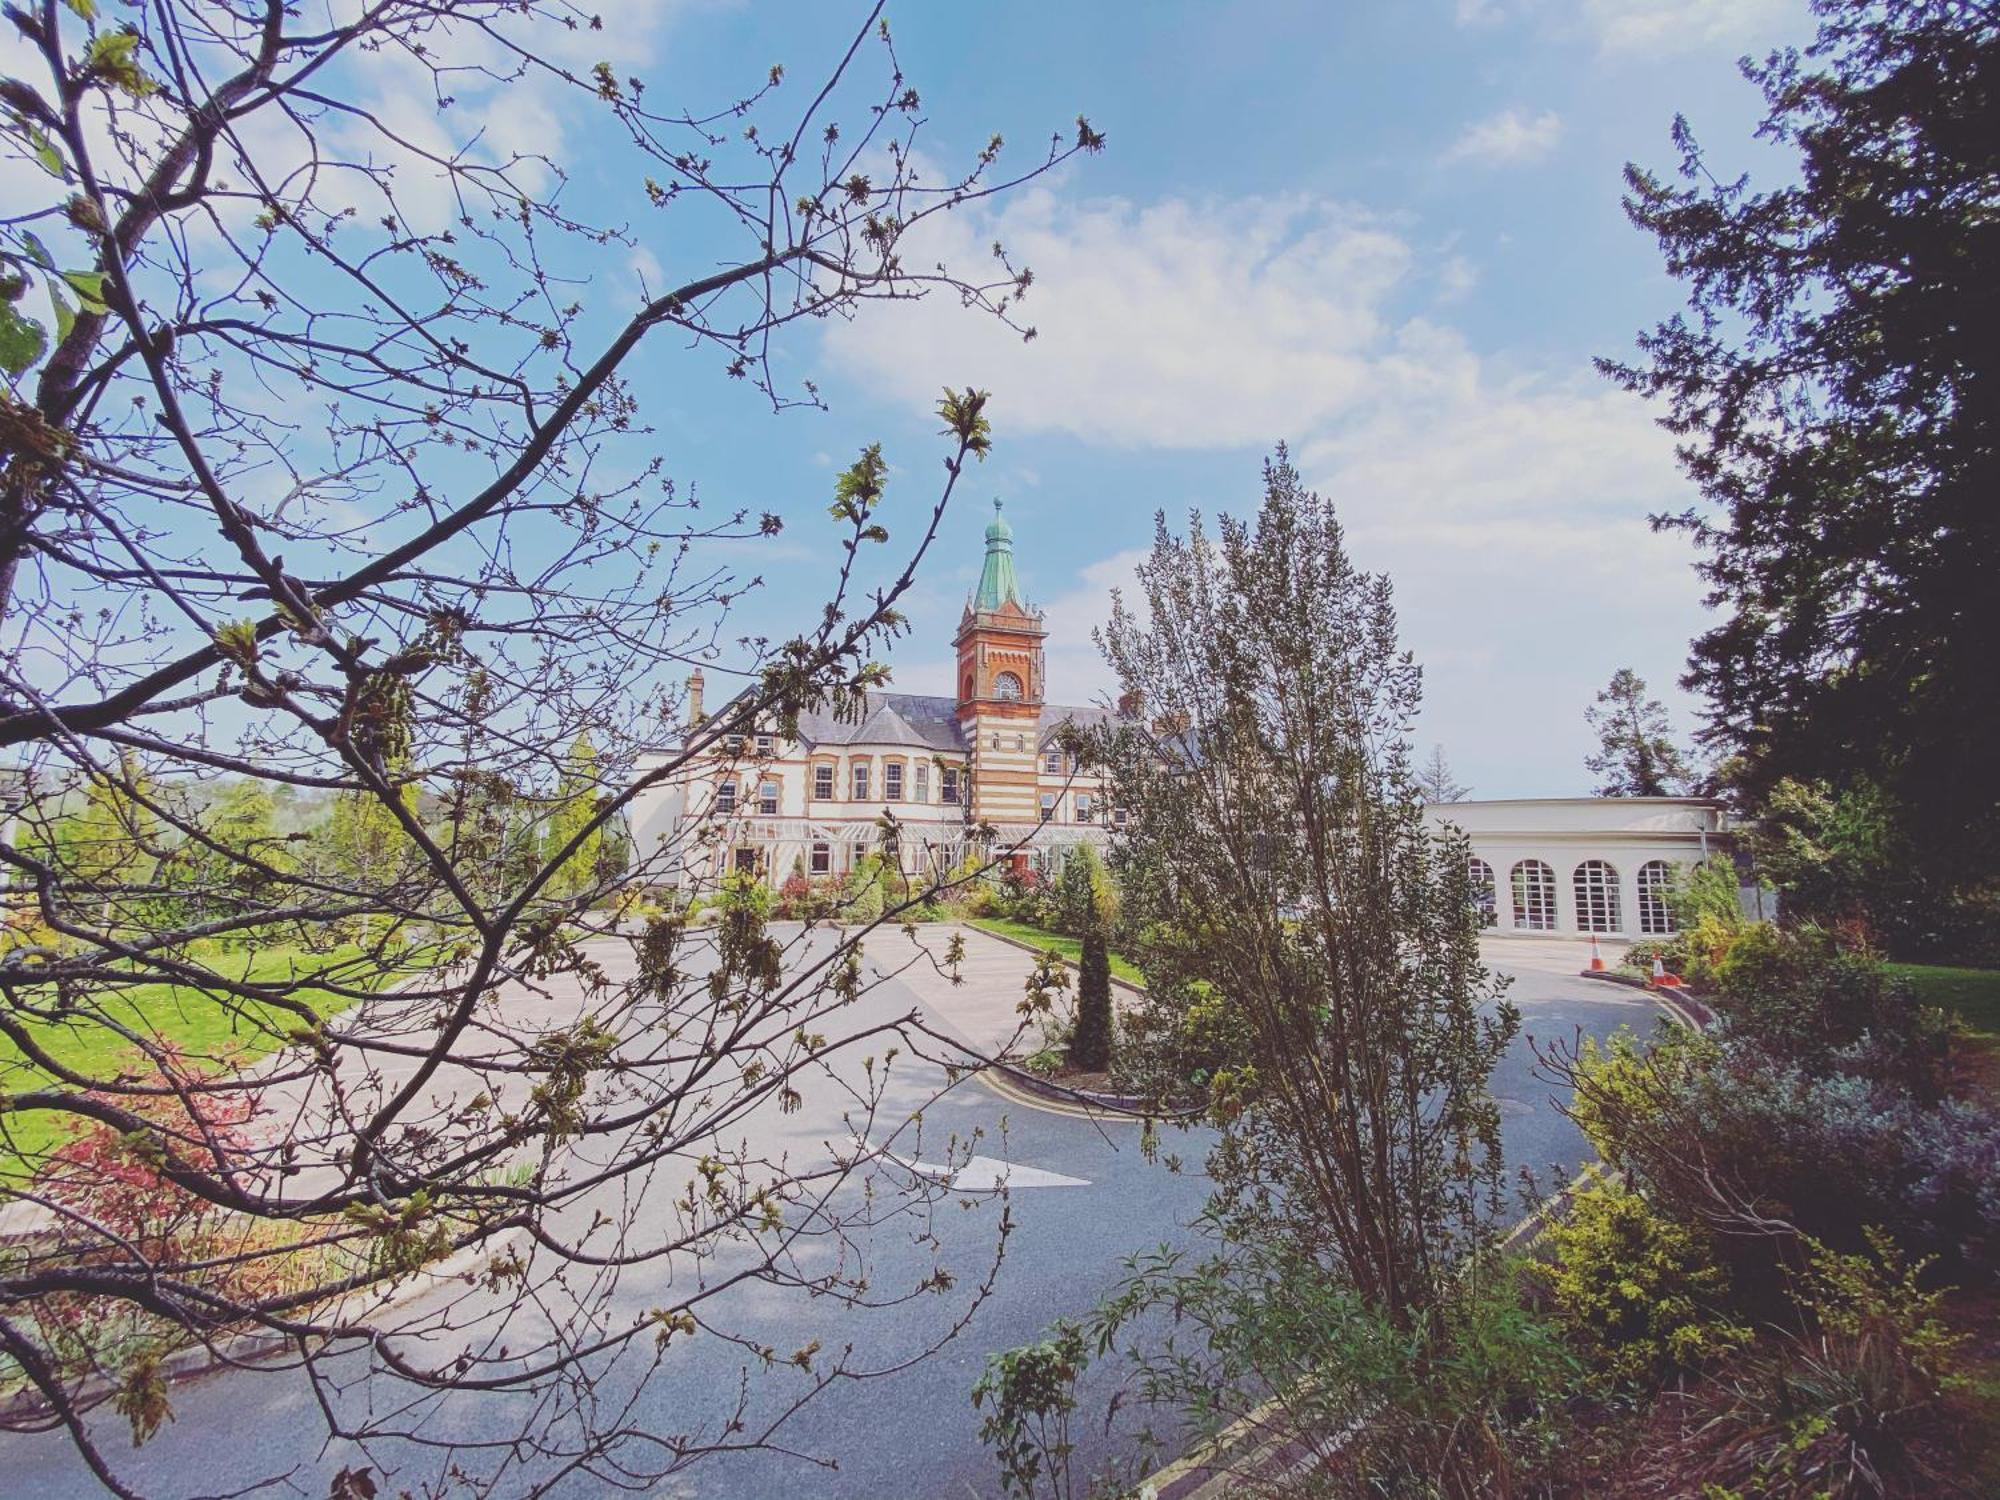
[1573,860,1622,934]
[1040,792,1055,823]
[755,733,775,757]
[991,733,1001,750]
[810,841,831,876]
[1076,794,1094,823]
[941,767,960,805]
[716,780,737,814]
[914,762,929,802]
[732,846,759,875]
[813,763,834,800]
[1468,857,1498,929]
[1113,806,1128,828]
[1510,860,1556,931]
[1638,860,1676,935]
[884,762,903,800]
[851,762,870,801]
[994,671,1024,701]
[757,780,779,816]
[1044,749,1063,773]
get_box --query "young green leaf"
[0,303,48,376]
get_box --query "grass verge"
[1887,961,2000,1043]
[0,942,401,1166]
[969,917,1145,988]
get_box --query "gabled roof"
[792,692,965,752]
[1038,703,1121,747]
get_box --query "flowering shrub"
[36,1052,255,1262]
[20,1052,336,1445]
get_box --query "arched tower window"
[993,671,1024,701]
[1573,859,1622,934]
[1468,857,1497,929]
[1638,860,1676,935]
[1510,860,1556,931]
[961,672,975,703]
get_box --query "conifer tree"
[1414,744,1470,804]
[1069,925,1113,1072]
[1584,668,1694,797]
[1604,0,2000,879]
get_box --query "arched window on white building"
[1468,857,1498,928]
[1511,859,1556,931]
[1573,859,1622,934]
[994,671,1024,701]
[1638,859,1676,935]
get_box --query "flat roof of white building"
[1423,796,1728,838]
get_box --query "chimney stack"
[686,669,705,729]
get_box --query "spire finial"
[975,498,1020,608]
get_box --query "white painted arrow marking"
[948,1156,1090,1192]
[851,1136,1089,1192]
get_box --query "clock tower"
[955,500,1046,826]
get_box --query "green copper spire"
[973,498,1023,611]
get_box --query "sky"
[571,0,1821,798]
[8,0,1824,796]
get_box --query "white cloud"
[1452,0,1803,56]
[1436,254,1481,303]
[1581,0,1799,53]
[826,182,1711,795]
[828,190,1412,450]
[1442,108,1564,167]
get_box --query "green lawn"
[1887,961,2000,1042]
[0,943,397,1165]
[969,917,1146,988]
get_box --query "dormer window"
[994,671,1023,701]
[755,733,775,757]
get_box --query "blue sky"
[580,0,1819,797]
[5,0,1821,794]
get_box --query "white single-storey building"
[1424,796,1738,939]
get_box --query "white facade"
[1425,796,1734,939]
[626,705,1115,892]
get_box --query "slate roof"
[792,692,963,751]
[782,692,1119,755]
[1037,703,1121,747]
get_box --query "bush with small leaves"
[972,1322,1088,1500]
[1536,1180,1749,1386]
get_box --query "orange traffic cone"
[1651,955,1683,989]
[1588,934,1607,972]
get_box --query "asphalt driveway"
[0,927,1666,1499]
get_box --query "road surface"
[0,928,1662,1498]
